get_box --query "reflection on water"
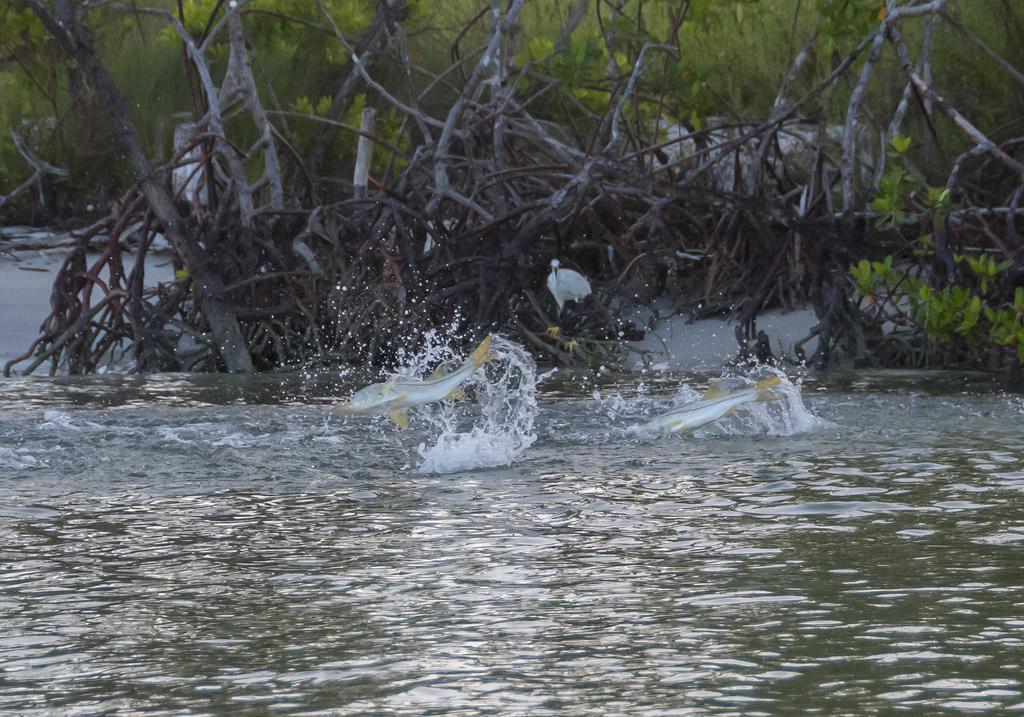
[1,371,1023,714]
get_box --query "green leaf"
[850,259,874,296]
[175,268,191,281]
[870,196,892,213]
[957,296,981,334]
[527,37,555,61]
[891,134,912,154]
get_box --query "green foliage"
[0,7,61,192]
[855,128,1019,367]
[909,283,980,343]
[868,136,962,237]
[3,0,1023,209]
[520,27,612,116]
[869,167,911,226]
[869,136,918,227]
[850,255,897,302]
[965,253,1013,296]
[818,0,885,52]
[924,187,952,231]
[343,94,406,172]
[891,134,911,155]
[850,253,1024,367]
[984,288,1024,364]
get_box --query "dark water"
[1,370,1023,714]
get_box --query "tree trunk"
[23,0,254,372]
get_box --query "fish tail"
[469,335,495,367]
[755,375,782,401]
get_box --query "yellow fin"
[756,375,782,401]
[469,335,495,367]
[668,421,689,433]
[427,365,446,380]
[444,388,465,400]
[388,409,409,429]
[701,382,729,400]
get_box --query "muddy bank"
[1,226,174,371]
[627,304,819,371]
[3,224,823,374]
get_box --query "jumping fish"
[635,376,782,435]
[331,336,496,428]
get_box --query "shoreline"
[1,225,175,370]
[2,225,818,376]
[1,225,1016,380]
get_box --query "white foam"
[593,383,660,421]
[626,367,828,439]
[39,410,104,431]
[154,425,195,444]
[416,335,537,474]
[0,447,44,470]
[1009,396,1024,415]
[211,432,262,448]
[697,369,830,437]
[312,434,346,444]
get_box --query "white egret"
[546,259,591,314]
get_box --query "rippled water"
[2,368,1023,714]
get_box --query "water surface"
[2,369,1023,714]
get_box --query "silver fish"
[636,376,782,435]
[331,336,496,428]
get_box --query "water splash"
[695,368,828,437]
[1009,394,1024,415]
[626,366,827,439]
[0,447,43,470]
[39,410,103,432]
[415,335,537,474]
[588,382,663,426]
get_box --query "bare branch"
[887,21,1024,179]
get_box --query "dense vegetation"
[1,0,1022,374]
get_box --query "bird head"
[550,259,560,269]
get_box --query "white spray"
[414,335,538,474]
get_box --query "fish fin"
[755,375,782,401]
[381,377,397,395]
[701,381,730,399]
[427,364,446,380]
[388,409,409,429]
[668,421,689,434]
[469,335,495,367]
[444,388,465,400]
